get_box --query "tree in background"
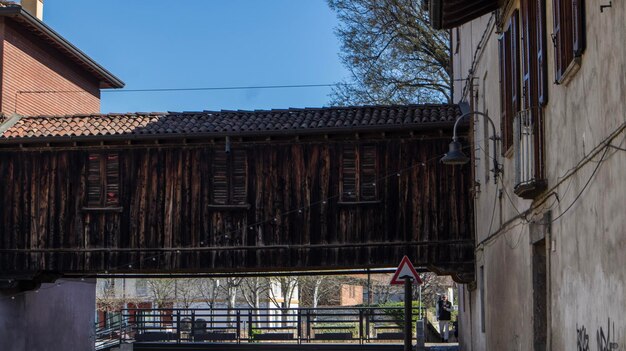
[175,278,200,309]
[241,277,270,325]
[268,276,299,323]
[328,0,451,105]
[145,279,176,308]
[299,276,341,309]
[218,277,243,326]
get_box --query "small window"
[552,0,585,82]
[86,153,120,208]
[211,149,247,205]
[341,144,377,202]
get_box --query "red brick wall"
[0,19,100,116]
[340,284,364,306]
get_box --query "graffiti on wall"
[597,318,619,351]
[577,318,620,351]
[578,324,590,351]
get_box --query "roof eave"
[429,0,499,29]
[0,120,470,145]
[0,6,125,89]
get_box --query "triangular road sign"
[390,255,422,285]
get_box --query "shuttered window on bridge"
[86,153,120,208]
[211,149,247,205]
[341,144,377,202]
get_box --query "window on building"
[341,144,377,202]
[552,0,585,83]
[522,0,548,108]
[498,10,520,152]
[211,149,247,205]
[511,0,549,199]
[479,265,486,333]
[86,153,120,208]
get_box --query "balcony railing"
[513,108,546,199]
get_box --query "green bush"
[378,301,425,329]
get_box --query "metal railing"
[514,108,545,195]
[95,306,426,346]
[94,312,131,350]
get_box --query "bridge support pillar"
[0,278,96,351]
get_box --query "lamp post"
[440,111,502,182]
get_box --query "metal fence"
[95,306,426,348]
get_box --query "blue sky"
[43,0,348,113]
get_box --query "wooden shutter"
[499,12,520,152]
[511,10,521,116]
[536,0,548,105]
[498,33,507,152]
[87,154,103,207]
[572,0,585,56]
[359,145,377,201]
[521,2,532,110]
[552,0,563,80]
[105,154,120,206]
[231,150,247,205]
[212,151,228,205]
[87,153,119,207]
[341,146,357,201]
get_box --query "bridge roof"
[0,104,460,142]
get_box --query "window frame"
[498,10,521,154]
[84,152,121,210]
[552,0,585,83]
[209,148,249,207]
[339,144,379,204]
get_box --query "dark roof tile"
[0,104,460,141]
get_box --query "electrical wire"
[549,144,610,224]
[101,83,347,93]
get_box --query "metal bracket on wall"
[600,1,612,12]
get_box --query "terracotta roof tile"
[0,105,460,141]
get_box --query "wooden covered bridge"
[0,105,474,288]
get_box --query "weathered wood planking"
[0,137,474,278]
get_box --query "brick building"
[0,1,122,117]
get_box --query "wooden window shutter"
[511,10,521,115]
[359,145,377,201]
[341,146,357,201]
[572,0,585,56]
[521,1,532,110]
[87,153,120,207]
[212,151,228,205]
[552,0,563,80]
[87,154,103,207]
[231,150,247,205]
[498,33,507,152]
[536,0,548,105]
[500,13,520,152]
[105,154,120,206]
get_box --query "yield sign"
[390,255,422,285]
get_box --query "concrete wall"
[0,279,96,351]
[453,1,626,350]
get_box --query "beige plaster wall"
[453,1,626,350]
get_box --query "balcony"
[513,108,547,199]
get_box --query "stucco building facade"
[435,0,625,349]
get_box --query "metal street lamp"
[440,110,502,182]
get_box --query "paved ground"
[425,343,459,350]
